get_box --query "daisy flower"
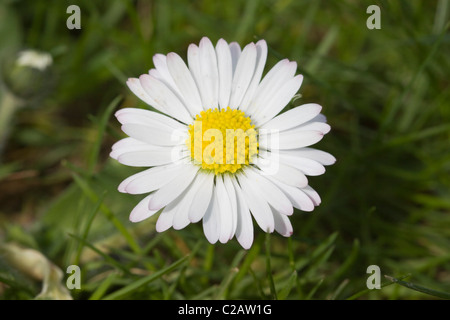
[110,37,335,249]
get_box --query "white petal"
[148,66,184,105]
[267,176,315,212]
[229,42,257,109]
[118,163,188,194]
[156,179,200,232]
[198,37,219,109]
[301,185,321,206]
[166,52,203,117]
[187,44,203,107]
[216,39,232,110]
[280,148,336,166]
[110,140,152,160]
[253,75,304,126]
[126,78,156,107]
[292,121,331,134]
[278,153,326,176]
[215,176,234,243]
[152,54,180,94]
[189,173,215,223]
[260,103,322,132]
[223,175,238,240]
[272,208,293,237]
[121,123,185,146]
[148,68,161,80]
[246,168,293,215]
[148,165,199,210]
[139,74,192,124]
[155,203,177,232]
[246,60,297,116]
[117,146,188,167]
[115,108,186,131]
[254,152,308,188]
[202,186,220,244]
[311,114,327,123]
[260,130,324,150]
[238,173,274,233]
[110,144,148,160]
[172,172,211,230]
[129,194,161,223]
[111,137,146,151]
[239,40,268,112]
[231,178,254,249]
[111,139,186,157]
[172,178,203,230]
[229,42,241,75]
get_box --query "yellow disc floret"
[186,107,258,175]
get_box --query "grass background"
[0,0,449,300]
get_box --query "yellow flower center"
[186,107,258,175]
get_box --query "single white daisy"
[111,37,335,249]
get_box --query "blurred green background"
[0,0,449,300]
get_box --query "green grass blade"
[305,25,339,74]
[296,232,339,273]
[215,250,246,299]
[68,233,130,274]
[89,272,118,300]
[277,271,297,300]
[87,95,122,175]
[265,233,277,300]
[381,26,447,130]
[234,234,263,285]
[249,267,266,299]
[164,240,202,300]
[329,279,350,300]
[71,173,142,255]
[191,286,219,300]
[305,278,324,300]
[201,243,215,285]
[384,275,450,300]
[346,274,410,300]
[331,239,360,281]
[433,0,449,34]
[74,192,105,266]
[234,0,260,43]
[102,255,189,300]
